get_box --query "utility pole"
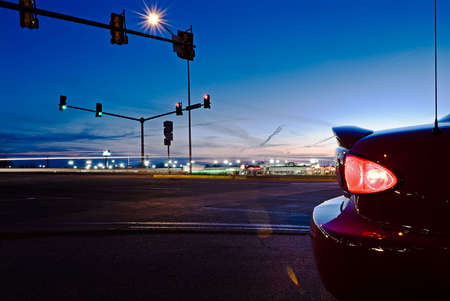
[187,59,192,174]
[186,25,193,174]
[167,144,171,174]
[140,118,145,167]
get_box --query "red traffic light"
[175,102,183,115]
[203,94,211,109]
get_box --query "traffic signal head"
[173,30,195,61]
[176,102,183,115]
[110,13,128,45]
[59,95,67,111]
[19,0,39,29]
[96,103,103,117]
[163,121,173,141]
[203,94,211,109]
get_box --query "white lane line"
[63,221,310,230]
[202,207,310,216]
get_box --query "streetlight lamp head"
[137,1,168,34]
[147,13,160,25]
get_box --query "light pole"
[144,10,195,173]
[187,53,192,173]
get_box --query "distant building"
[257,162,336,176]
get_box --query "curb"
[153,174,337,182]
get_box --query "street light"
[147,12,159,25]
[138,4,196,174]
[138,1,168,34]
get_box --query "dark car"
[310,116,450,300]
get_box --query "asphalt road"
[0,174,341,231]
[0,174,341,300]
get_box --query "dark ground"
[0,174,340,228]
[0,174,341,300]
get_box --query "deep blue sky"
[1,0,449,160]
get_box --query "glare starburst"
[137,1,169,35]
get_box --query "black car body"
[311,116,450,300]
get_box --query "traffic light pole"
[167,145,171,175]
[140,118,145,167]
[61,100,204,168]
[187,59,192,174]
[0,1,194,48]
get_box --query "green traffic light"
[99,112,103,116]
[62,105,67,110]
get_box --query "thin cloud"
[260,125,283,146]
[0,129,136,153]
[303,135,336,148]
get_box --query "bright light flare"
[137,1,168,34]
[147,13,160,25]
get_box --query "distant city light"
[164,163,168,167]
[102,150,111,157]
[68,160,74,166]
[213,160,218,164]
[152,165,156,168]
[86,160,92,164]
[236,160,241,164]
[269,159,274,164]
[119,163,125,168]
[224,160,229,164]
[252,160,256,164]
[275,160,280,164]
[144,160,150,167]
